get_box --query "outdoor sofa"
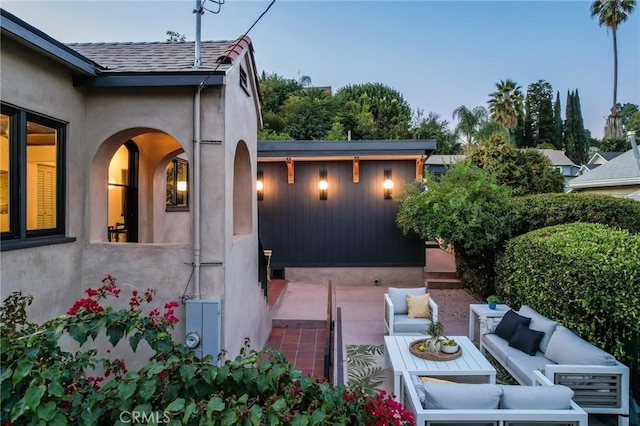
[480,305,630,426]
[384,287,438,335]
[401,369,588,426]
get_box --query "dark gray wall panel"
[258,160,424,270]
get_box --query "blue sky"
[3,0,639,139]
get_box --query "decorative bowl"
[440,343,459,354]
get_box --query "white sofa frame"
[480,317,630,426]
[384,293,439,335]
[401,370,588,426]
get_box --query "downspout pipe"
[193,83,203,299]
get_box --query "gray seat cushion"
[423,383,502,409]
[545,326,617,366]
[393,314,432,334]
[500,384,574,409]
[388,287,426,314]
[506,354,552,386]
[517,305,559,353]
[482,333,514,364]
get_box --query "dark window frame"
[165,157,189,212]
[1,103,72,251]
[239,66,250,96]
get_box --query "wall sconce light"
[257,171,264,201]
[318,170,328,200]
[383,169,393,200]
[177,180,187,192]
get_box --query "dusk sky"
[3,0,639,139]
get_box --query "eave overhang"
[258,140,436,162]
[73,72,225,88]
[0,8,97,76]
[569,177,640,190]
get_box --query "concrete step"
[425,277,461,290]
[424,271,459,281]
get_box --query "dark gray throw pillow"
[494,309,531,341]
[508,323,544,355]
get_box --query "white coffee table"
[384,335,496,400]
[468,303,510,342]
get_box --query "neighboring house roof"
[257,140,436,161]
[425,155,465,165]
[539,149,577,166]
[568,150,640,190]
[625,190,640,202]
[587,151,624,164]
[67,38,250,73]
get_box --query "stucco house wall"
[1,10,269,361]
[0,36,86,324]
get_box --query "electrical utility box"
[185,299,221,361]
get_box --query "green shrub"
[466,139,564,195]
[495,222,640,364]
[1,277,415,425]
[510,193,640,236]
[396,164,513,256]
[396,164,513,297]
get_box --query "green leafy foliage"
[396,164,513,256]
[396,164,512,296]
[599,137,631,152]
[495,222,640,367]
[510,192,640,236]
[1,277,415,425]
[466,138,564,195]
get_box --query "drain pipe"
[193,83,203,300]
[192,0,204,299]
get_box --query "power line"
[199,0,276,88]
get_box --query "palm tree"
[488,79,524,131]
[452,105,488,152]
[590,0,636,138]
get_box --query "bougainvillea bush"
[1,276,415,425]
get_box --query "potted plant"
[440,338,459,354]
[487,295,499,310]
[422,321,445,353]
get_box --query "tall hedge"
[495,222,640,363]
[510,193,640,236]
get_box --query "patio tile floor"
[264,326,328,379]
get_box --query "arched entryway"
[90,128,190,244]
[107,140,139,242]
[233,141,252,236]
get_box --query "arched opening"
[107,140,138,242]
[233,141,252,236]
[91,128,189,243]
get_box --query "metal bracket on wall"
[286,158,294,184]
[416,156,426,180]
[199,140,223,145]
[353,157,360,183]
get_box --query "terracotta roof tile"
[66,37,251,73]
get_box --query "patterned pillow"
[407,293,431,318]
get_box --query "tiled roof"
[425,155,465,165]
[67,37,251,73]
[569,149,640,189]
[539,149,577,166]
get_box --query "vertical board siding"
[258,160,424,270]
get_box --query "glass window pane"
[176,162,187,206]
[1,114,9,232]
[166,161,175,205]
[26,121,57,231]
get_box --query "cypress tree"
[553,91,564,149]
[564,90,576,162]
[538,88,555,146]
[573,90,588,164]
